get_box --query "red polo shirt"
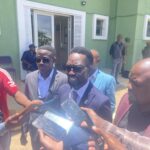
[0,68,18,119]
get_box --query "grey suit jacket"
[20,68,67,148]
[25,68,68,101]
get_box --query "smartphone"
[32,111,97,146]
[61,99,94,126]
[32,113,70,141]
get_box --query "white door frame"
[16,0,86,79]
[33,10,54,47]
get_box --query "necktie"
[72,90,78,102]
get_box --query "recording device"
[33,99,104,148]
[32,111,100,147]
[32,112,71,141]
[61,99,94,126]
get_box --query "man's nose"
[68,69,75,75]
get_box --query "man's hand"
[91,126,127,150]
[38,129,63,150]
[81,107,105,128]
[5,100,42,129]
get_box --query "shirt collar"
[89,69,100,82]
[72,80,90,103]
[38,68,54,80]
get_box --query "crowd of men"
[1,41,150,150]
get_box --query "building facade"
[0,0,150,79]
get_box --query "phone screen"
[61,99,94,126]
[32,112,73,140]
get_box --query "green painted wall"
[111,0,138,70]
[30,0,111,68]
[1,0,150,79]
[0,0,20,79]
[133,0,150,64]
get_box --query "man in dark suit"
[57,47,112,149]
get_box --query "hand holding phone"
[61,99,94,126]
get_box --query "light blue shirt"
[71,80,90,104]
[38,68,54,99]
[90,69,116,112]
[0,122,7,136]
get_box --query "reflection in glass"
[37,14,52,46]
[147,21,150,37]
[96,19,103,36]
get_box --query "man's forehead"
[67,53,86,65]
[129,67,150,81]
[37,49,52,55]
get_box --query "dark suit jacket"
[58,82,112,122]
[57,82,112,150]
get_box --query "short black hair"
[70,47,93,66]
[37,45,56,58]
[29,44,36,48]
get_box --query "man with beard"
[114,58,150,137]
[21,46,68,150]
[36,58,150,150]
[57,47,112,150]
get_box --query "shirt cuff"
[0,122,8,136]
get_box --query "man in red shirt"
[0,68,40,150]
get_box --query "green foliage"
[38,31,52,46]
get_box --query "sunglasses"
[36,57,51,64]
[65,65,85,73]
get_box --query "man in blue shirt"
[90,49,116,112]
[21,44,38,72]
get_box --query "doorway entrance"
[54,15,73,70]
[32,11,73,70]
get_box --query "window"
[32,11,54,47]
[92,14,109,40]
[143,15,150,40]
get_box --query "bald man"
[90,49,116,112]
[114,58,150,137]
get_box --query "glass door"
[32,10,54,47]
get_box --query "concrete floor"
[8,74,128,150]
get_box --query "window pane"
[96,19,103,36]
[37,14,52,46]
[146,21,150,37]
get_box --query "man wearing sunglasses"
[20,46,68,150]
[57,47,112,150]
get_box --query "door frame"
[32,10,55,47]
[17,0,86,79]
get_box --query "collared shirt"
[90,69,116,112]
[38,68,54,99]
[71,80,90,104]
[0,122,7,136]
[102,121,150,150]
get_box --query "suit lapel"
[49,68,57,91]
[34,71,39,97]
[79,82,95,106]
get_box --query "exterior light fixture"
[81,0,86,5]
